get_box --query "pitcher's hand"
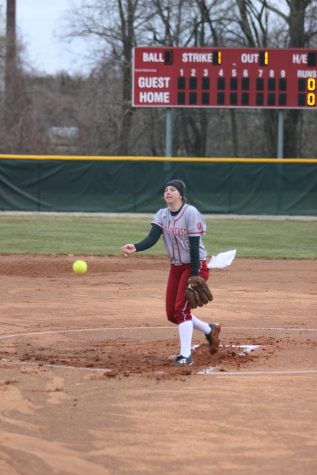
[121,244,136,255]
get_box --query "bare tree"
[63,0,145,155]
[222,0,317,157]
[8,0,315,158]
[0,1,44,153]
[266,0,317,157]
[146,0,229,157]
[5,0,18,129]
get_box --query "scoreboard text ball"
[132,47,317,109]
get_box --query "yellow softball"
[72,259,88,275]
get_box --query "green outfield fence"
[0,155,316,215]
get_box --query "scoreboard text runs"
[132,47,317,109]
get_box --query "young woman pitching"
[121,179,221,366]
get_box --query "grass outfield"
[0,214,316,259]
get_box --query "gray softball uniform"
[152,204,208,265]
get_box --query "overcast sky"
[1,0,89,75]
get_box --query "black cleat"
[174,354,193,366]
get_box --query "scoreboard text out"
[132,47,317,109]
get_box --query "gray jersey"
[152,204,208,264]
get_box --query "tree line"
[0,0,316,158]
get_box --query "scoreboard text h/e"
[132,47,317,109]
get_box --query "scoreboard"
[132,47,317,109]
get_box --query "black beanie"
[165,179,186,198]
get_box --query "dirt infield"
[0,254,316,474]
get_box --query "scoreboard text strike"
[132,47,317,109]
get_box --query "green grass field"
[0,214,316,259]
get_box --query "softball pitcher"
[121,179,221,366]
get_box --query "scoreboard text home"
[132,47,317,109]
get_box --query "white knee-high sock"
[178,320,193,357]
[192,315,211,334]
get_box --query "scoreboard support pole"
[277,110,284,159]
[163,108,173,179]
[165,108,173,157]
[164,108,285,159]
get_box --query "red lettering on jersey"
[163,224,187,236]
